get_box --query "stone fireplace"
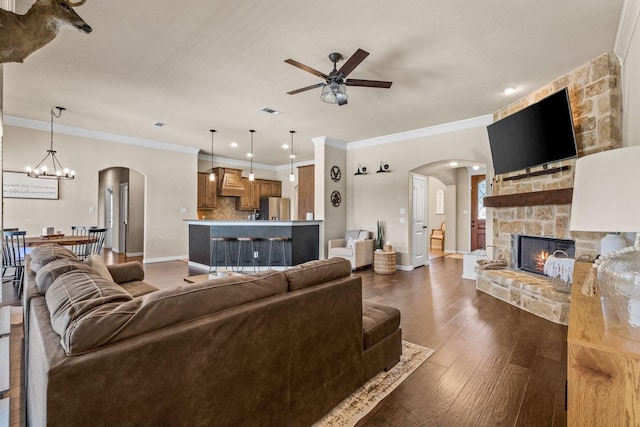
[475,53,623,325]
[511,235,575,275]
[488,52,622,262]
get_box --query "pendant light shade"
[248,129,255,181]
[26,106,75,179]
[289,130,296,182]
[209,129,216,182]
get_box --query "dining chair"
[2,230,27,296]
[71,226,107,260]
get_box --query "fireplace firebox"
[511,235,575,275]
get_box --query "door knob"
[422,226,427,229]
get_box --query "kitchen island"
[187,220,322,270]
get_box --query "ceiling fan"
[285,48,392,106]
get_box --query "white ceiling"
[3,0,624,166]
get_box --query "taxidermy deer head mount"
[0,0,92,64]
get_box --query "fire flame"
[536,250,549,271]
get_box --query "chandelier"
[26,107,75,179]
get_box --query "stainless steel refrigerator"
[260,197,290,220]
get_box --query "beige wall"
[3,125,196,262]
[622,9,640,147]
[346,124,492,267]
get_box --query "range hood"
[213,168,246,197]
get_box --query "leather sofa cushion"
[35,259,98,295]
[362,300,401,350]
[29,244,78,273]
[45,270,133,348]
[107,261,145,284]
[119,280,158,297]
[284,258,352,291]
[52,269,288,355]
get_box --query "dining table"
[25,235,97,248]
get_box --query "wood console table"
[567,277,640,425]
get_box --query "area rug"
[314,341,434,427]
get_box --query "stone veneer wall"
[491,52,622,265]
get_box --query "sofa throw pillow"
[106,261,145,284]
[284,258,352,291]
[45,270,132,348]
[346,237,355,248]
[29,244,78,273]
[35,258,98,295]
[84,254,113,281]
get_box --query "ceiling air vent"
[260,107,281,115]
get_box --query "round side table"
[374,251,397,274]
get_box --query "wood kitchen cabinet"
[197,172,216,208]
[297,165,314,220]
[259,179,282,198]
[236,177,259,210]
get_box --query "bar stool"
[267,237,288,269]
[209,237,233,274]
[236,237,258,273]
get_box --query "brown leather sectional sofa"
[23,246,402,427]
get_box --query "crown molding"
[312,136,347,149]
[4,115,200,155]
[614,0,640,62]
[347,114,493,150]
[197,153,315,172]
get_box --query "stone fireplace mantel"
[484,188,573,208]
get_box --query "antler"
[67,0,87,6]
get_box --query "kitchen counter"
[187,220,321,269]
[186,220,322,226]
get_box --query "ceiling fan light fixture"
[320,82,347,104]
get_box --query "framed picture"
[436,189,445,215]
[3,171,59,199]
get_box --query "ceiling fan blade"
[345,79,393,88]
[287,83,325,95]
[337,48,369,78]
[284,59,328,80]
[338,99,348,106]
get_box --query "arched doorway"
[410,160,486,260]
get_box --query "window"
[436,189,445,215]
[477,179,486,219]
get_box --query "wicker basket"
[374,251,396,274]
[476,245,507,270]
[548,250,573,293]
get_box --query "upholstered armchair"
[328,230,374,270]
[430,222,446,250]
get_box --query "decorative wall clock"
[330,165,341,182]
[331,191,341,207]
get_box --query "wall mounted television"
[486,87,578,175]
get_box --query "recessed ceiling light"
[260,107,281,115]
[503,87,517,95]
[449,161,458,167]
[153,122,166,127]
[472,165,480,171]
[230,142,238,148]
[247,153,253,158]
[290,154,296,159]
[282,144,289,149]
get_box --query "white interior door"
[412,175,427,268]
[105,187,114,248]
[119,183,128,254]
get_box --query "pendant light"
[209,129,216,182]
[248,129,255,181]
[26,106,75,179]
[289,130,296,182]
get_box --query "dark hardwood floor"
[3,252,567,426]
